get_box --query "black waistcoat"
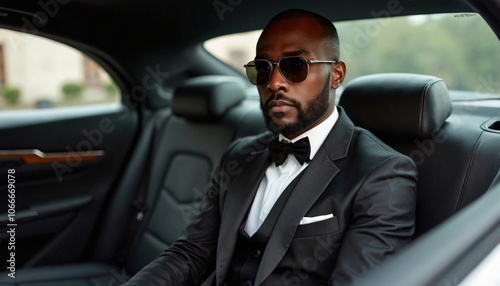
[226,172,303,286]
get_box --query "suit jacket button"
[252,249,261,258]
[243,280,252,286]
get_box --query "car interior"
[1,0,500,285]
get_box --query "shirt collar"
[278,106,339,161]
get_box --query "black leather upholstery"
[171,76,247,121]
[126,110,237,274]
[127,77,263,276]
[340,73,452,140]
[340,73,500,237]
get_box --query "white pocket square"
[299,213,334,225]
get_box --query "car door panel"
[0,103,138,269]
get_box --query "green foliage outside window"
[62,82,83,102]
[2,87,21,105]
[336,14,500,94]
[105,80,119,97]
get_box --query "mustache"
[265,93,301,109]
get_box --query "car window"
[204,13,500,99]
[0,29,119,111]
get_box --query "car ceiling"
[0,0,497,107]
[0,0,481,51]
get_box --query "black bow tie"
[268,137,311,166]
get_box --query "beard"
[260,77,331,136]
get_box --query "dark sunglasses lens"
[280,57,309,83]
[246,60,272,85]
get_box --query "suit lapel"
[216,148,270,284]
[254,148,338,284]
[255,108,355,285]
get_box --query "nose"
[267,62,289,92]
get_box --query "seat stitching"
[455,130,484,212]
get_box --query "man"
[125,9,417,286]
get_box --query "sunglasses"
[244,56,337,86]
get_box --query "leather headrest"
[171,76,246,121]
[339,73,452,140]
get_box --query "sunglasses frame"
[244,56,337,86]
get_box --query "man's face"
[256,16,339,138]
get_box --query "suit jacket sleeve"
[330,154,417,285]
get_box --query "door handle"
[0,149,104,165]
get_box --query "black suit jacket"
[125,107,417,286]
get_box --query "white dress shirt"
[245,107,339,236]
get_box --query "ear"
[330,61,346,89]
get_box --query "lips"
[268,100,295,113]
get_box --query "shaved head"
[264,9,340,61]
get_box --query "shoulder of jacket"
[222,131,272,162]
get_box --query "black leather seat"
[125,76,263,274]
[0,76,265,285]
[340,73,500,237]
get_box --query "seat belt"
[116,113,157,265]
